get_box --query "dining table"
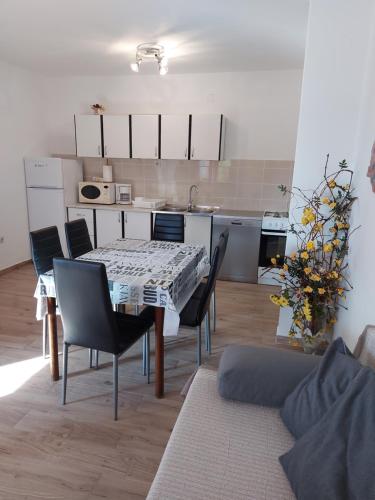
[34,238,210,398]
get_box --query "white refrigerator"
[25,157,83,255]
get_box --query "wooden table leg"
[154,307,165,398]
[47,297,59,381]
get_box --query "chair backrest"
[217,228,229,270]
[30,226,64,277]
[53,258,120,354]
[196,235,226,324]
[153,213,184,242]
[65,218,93,259]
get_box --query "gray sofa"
[147,327,375,500]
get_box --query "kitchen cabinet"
[67,207,95,247]
[124,211,151,240]
[161,115,189,159]
[96,209,122,247]
[75,115,102,157]
[190,114,224,160]
[131,114,160,159]
[185,215,212,257]
[102,115,130,158]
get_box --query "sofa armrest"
[217,344,320,407]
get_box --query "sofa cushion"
[280,367,375,500]
[280,337,361,439]
[217,344,320,407]
[147,368,295,500]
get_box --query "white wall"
[277,0,375,345]
[0,61,47,271]
[335,8,375,350]
[41,70,303,161]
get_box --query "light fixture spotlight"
[130,43,168,75]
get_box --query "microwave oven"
[78,181,115,204]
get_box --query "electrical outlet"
[0,236,4,244]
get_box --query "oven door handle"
[261,230,287,236]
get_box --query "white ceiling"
[0,0,309,76]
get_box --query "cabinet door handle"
[155,146,158,158]
[125,213,128,223]
[191,147,195,158]
[118,213,121,223]
[184,148,187,158]
[98,145,101,155]
[104,145,108,156]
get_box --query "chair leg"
[42,315,48,358]
[207,312,212,355]
[146,329,151,384]
[212,290,216,332]
[62,343,68,405]
[89,348,93,368]
[134,305,140,315]
[197,325,202,368]
[113,354,119,421]
[205,312,212,354]
[142,335,147,376]
[95,350,99,370]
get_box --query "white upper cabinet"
[161,115,189,160]
[75,115,102,157]
[103,115,130,158]
[190,114,224,161]
[131,114,159,159]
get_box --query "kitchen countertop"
[67,203,264,219]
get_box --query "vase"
[301,331,323,354]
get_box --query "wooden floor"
[0,263,281,500]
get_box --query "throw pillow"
[280,367,375,500]
[280,337,361,438]
[217,344,320,407]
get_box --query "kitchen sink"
[159,204,187,212]
[159,204,219,215]
[187,206,216,214]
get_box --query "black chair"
[65,219,93,259]
[179,234,226,366]
[53,258,154,420]
[152,213,184,242]
[30,226,64,358]
[211,229,229,332]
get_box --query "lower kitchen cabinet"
[96,209,122,247]
[67,207,95,247]
[124,211,151,240]
[184,216,212,257]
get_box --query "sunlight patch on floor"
[0,356,49,397]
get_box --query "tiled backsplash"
[82,158,293,212]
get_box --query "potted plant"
[265,156,356,353]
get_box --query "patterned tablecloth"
[34,239,210,336]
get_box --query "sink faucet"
[188,185,199,211]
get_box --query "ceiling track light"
[130,43,168,75]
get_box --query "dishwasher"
[212,211,262,283]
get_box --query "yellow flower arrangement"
[323,243,333,252]
[264,156,355,347]
[306,241,315,251]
